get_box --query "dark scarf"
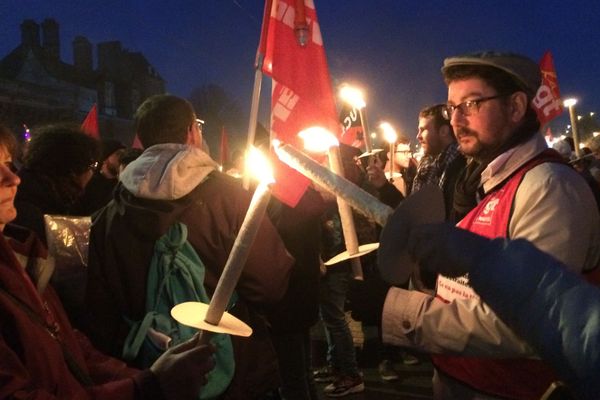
[452,123,538,221]
[452,159,487,221]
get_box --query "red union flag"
[81,103,100,139]
[261,0,341,207]
[131,134,143,149]
[532,51,563,128]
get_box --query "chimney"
[20,19,40,48]
[97,41,122,75]
[42,18,60,60]
[73,36,93,71]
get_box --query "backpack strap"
[122,311,158,362]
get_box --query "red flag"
[256,0,273,65]
[262,0,341,207]
[220,126,230,167]
[533,51,563,128]
[81,103,100,139]
[131,134,143,149]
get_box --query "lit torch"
[298,127,384,278]
[172,146,275,343]
[380,122,398,182]
[339,85,372,153]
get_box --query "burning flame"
[298,127,338,153]
[380,122,398,144]
[339,85,366,110]
[245,146,274,185]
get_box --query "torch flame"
[380,122,398,144]
[339,85,366,110]
[245,146,274,185]
[298,127,339,153]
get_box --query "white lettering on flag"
[272,0,323,47]
[533,85,562,117]
[272,84,300,123]
[311,18,323,46]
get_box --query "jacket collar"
[480,133,547,194]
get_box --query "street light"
[563,98,582,157]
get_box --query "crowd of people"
[0,50,599,400]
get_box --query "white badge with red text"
[436,274,479,302]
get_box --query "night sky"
[2,0,599,150]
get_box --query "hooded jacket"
[83,144,294,399]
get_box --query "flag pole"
[359,108,373,153]
[243,0,272,190]
[243,63,264,189]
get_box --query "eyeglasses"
[441,94,508,120]
[88,161,100,172]
[196,118,204,132]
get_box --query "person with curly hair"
[13,123,101,242]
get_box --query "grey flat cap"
[442,51,541,96]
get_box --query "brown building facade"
[0,18,165,145]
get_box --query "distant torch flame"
[339,85,366,110]
[380,122,398,144]
[298,127,339,153]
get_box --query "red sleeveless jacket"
[433,150,563,400]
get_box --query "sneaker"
[324,374,364,397]
[378,360,399,381]
[313,365,335,383]
[401,353,420,366]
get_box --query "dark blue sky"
[2,0,599,149]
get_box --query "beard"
[455,127,504,162]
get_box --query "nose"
[450,107,466,130]
[1,165,20,187]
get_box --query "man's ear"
[186,124,198,146]
[509,92,528,123]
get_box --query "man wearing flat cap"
[365,52,600,399]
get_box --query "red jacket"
[0,226,163,399]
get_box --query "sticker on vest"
[436,274,479,302]
[473,197,500,226]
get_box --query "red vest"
[433,150,563,400]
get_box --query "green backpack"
[122,222,235,399]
